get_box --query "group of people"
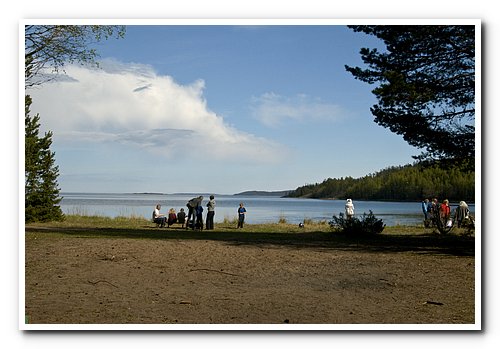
[152,195,247,230]
[153,204,186,228]
[154,196,471,230]
[421,198,471,229]
[345,197,472,230]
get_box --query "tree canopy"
[25,25,125,87]
[345,25,475,167]
[24,25,125,222]
[286,163,474,203]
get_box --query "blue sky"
[29,22,422,194]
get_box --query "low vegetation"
[25,214,477,235]
[329,211,386,236]
[24,214,475,258]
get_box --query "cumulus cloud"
[251,92,345,128]
[28,60,286,162]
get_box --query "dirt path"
[24,234,475,325]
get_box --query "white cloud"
[251,92,346,128]
[28,60,287,162]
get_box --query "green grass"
[25,214,471,236]
[25,214,331,238]
[25,215,475,257]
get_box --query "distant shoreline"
[58,192,475,205]
[233,190,292,197]
[60,191,294,197]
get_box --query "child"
[237,202,246,228]
[195,204,204,230]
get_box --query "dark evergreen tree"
[24,25,125,222]
[25,95,64,222]
[345,25,475,168]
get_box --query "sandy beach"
[24,226,475,326]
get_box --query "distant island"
[131,191,295,197]
[233,190,292,197]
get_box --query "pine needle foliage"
[25,95,64,223]
[329,211,386,236]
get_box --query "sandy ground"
[24,232,475,326]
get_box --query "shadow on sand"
[25,225,475,258]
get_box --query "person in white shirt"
[345,199,354,220]
[153,204,167,227]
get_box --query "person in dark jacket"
[237,202,246,228]
[186,196,203,230]
[177,208,186,228]
[195,204,204,230]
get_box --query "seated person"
[177,208,186,228]
[167,208,177,227]
[152,204,167,227]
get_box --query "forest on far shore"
[286,164,475,202]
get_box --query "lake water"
[59,192,476,227]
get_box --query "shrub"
[329,210,385,236]
[303,218,314,225]
[278,214,287,224]
[223,216,238,225]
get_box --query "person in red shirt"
[440,199,451,223]
[167,208,177,227]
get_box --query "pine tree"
[345,25,475,167]
[25,95,64,222]
[24,25,125,222]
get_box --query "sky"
[28,22,439,194]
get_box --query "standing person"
[440,199,451,219]
[345,199,354,220]
[177,208,186,228]
[428,199,434,212]
[152,204,167,227]
[454,201,470,228]
[195,204,204,230]
[429,198,439,222]
[440,199,451,227]
[421,199,431,220]
[422,198,431,227]
[186,196,203,230]
[237,202,246,228]
[206,195,216,230]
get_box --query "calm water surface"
[59,193,476,227]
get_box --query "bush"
[329,210,385,236]
[223,216,238,225]
[278,214,287,224]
